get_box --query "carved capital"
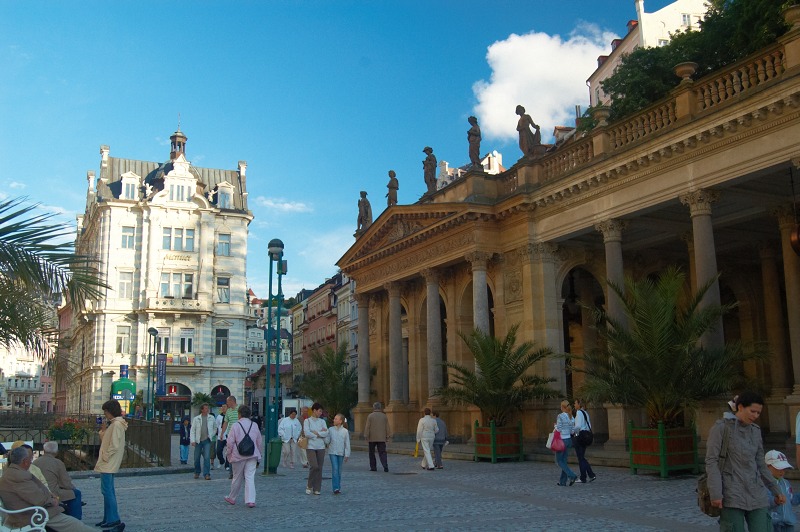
[383,281,401,298]
[772,204,798,229]
[420,268,440,284]
[354,292,370,307]
[519,242,559,264]
[465,251,492,270]
[594,219,628,243]
[679,189,720,217]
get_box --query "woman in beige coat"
[94,400,128,532]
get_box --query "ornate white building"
[65,130,253,417]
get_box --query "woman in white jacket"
[327,414,351,494]
[277,410,302,469]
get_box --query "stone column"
[465,251,492,334]
[594,219,628,326]
[760,245,791,434]
[385,282,404,405]
[355,293,371,406]
[680,189,724,350]
[421,268,443,401]
[681,231,698,294]
[776,208,800,407]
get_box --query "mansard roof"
[100,156,248,211]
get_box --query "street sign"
[156,353,167,396]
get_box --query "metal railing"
[0,413,171,470]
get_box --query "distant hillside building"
[588,0,708,107]
[65,129,253,417]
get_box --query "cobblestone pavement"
[72,450,725,531]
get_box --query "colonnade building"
[65,130,252,417]
[338,27,800,445]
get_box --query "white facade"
[588,0,708,107]
[65,130,253,416]
[0,344,44,411]
[335,273,358,368]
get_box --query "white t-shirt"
[216,413,225,440]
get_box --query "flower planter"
[784,5,800,30]
[473,420,524,463]
[628,420,699,478]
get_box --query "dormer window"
[120,173,140,200]
[218,190,231,209]
[169,183,192,202]
[214,182,235,210]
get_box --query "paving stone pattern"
[72,449,732,531]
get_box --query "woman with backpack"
[224,405,262,508]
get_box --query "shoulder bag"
[576,409,594,446]
[297,427,308,449]
[697,421,731,517]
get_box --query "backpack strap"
[581,409,592,431]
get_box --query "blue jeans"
[555,437,577,485]
[194,439,211,476]
[63,487,82,520]
[180,444,189,463]
[100,473,119,524]
[329,453,344,492]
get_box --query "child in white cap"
[765,450,800,531]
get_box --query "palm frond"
[575,266,761,426]
[435,324,557,426]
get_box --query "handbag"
[297,426,308,449]
[546,429,565,452]
[697,421,731,518]
[413,441,419,458]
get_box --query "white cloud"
[255,196,312,213]
[473,23,617,143]
[9,181,26,189]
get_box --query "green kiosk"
[110,365,136,416]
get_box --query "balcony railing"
[146,297,211,313]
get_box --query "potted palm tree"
[435,324,558,463]
[577,266,759,477]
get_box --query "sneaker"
[313,491,321,496]
[224,497,235,505]
[193,474,199,479]
[205,475,211,480]
[246,503,255,508]
[384,467,389,472]
[333,489,340,495]
[305,488,312,495]
[577,479,587,484]
[104,523,125,532]
[568,477,577,486]
[589,475,597,482]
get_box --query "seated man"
[33,442,83,519]
[0,446,93,532]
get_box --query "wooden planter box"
[473,420,524,463]
[628,420,699,478]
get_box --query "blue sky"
[0,1,677,299]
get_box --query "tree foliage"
[435,325,558,427]
[576,267,763,427]
[0,198,105,359]
[601,0,789,120]
[297,342,358,421]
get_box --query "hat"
[10,440,25,450]
[765,450,793,469]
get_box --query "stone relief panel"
[358,232,475,286]
[504,269,523,303]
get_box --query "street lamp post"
[264,238,286,474]
[146,327,158,421]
